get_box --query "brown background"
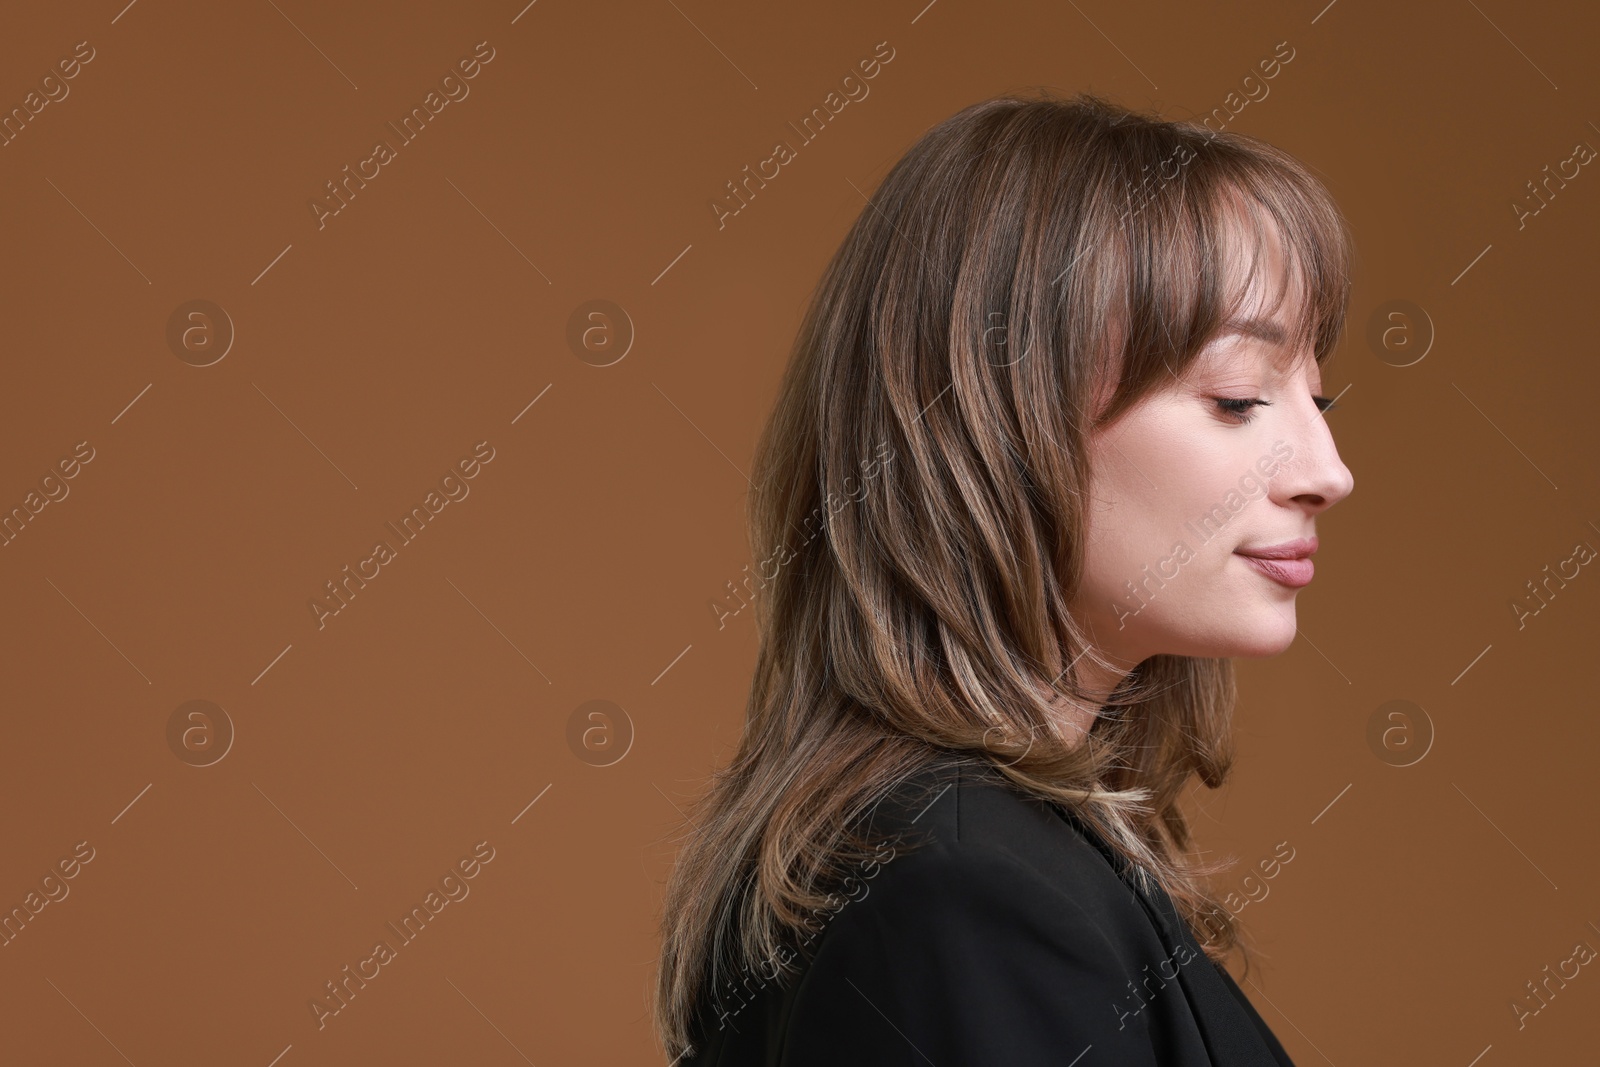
[1,0,1596,1063]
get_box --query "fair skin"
[1055,218,1355,736]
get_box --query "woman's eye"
[1215,395,1339,424]
[1215,397,1268,424]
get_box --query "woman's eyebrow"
[1215,316,1317,372]
[1219,316,1288,346]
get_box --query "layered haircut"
[654,89,1352,1060]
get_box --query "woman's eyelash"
[1214,396,1338,424]
[1215,398,1268,423]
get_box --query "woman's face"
[1071,235,1355,677]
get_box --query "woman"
[655,89,1354,1065]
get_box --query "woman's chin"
[1160,614,1300,660]
[1225,615,1300,658]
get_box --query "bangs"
[1082,122,1352,423]
[1202,167,1351,371]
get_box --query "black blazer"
[680,761,1295,1066]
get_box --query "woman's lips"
[1236,553,1314,588]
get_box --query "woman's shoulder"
[858,758,1140,901]
[758,760,1182,1064]
[805,758,1164,978]
[680,760,1191,1066]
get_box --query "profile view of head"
[655,89,1355,1059]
